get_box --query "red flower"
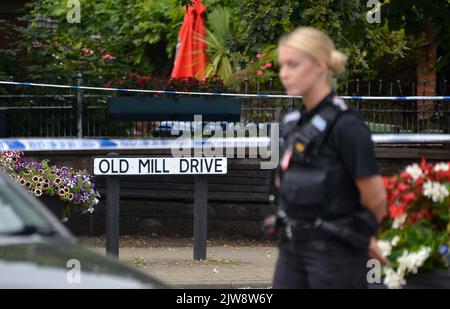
[136,79,146,88]
[127,73,140,79]
[409,209,432,223]
[102,54,116,61]
[82,47,91,55]
[389,202,407,219]
[398,182,410,192]
[414,177,424,188]
[257,70,264,76]
[401,171,410,181]
[402,192,416,204]
[420,158,427,171]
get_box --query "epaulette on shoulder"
[282,110,301,124]
[332,96,348,111]
[281,110,301,137]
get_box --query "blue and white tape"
[1,135,450,152]
[1,80,449,101]
[0,137,270,152]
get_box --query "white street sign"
[92,157,227,176]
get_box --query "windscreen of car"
[0,175,51,234]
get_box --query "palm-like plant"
[197,7,233,84]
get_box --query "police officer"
[269,27,388,289]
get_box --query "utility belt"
[283,217,333,242]
[278,211,378,249]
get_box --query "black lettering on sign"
[139,159,150,173]
[191,159,199,173]
[155,159,162,173]
[120,159,129,173]
[111,159,119,174]
[215,158,223,173]
[163,159,169,173]
[180,159,189,173]
[204,158,213,173]
[99,159,110,174]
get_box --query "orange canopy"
[171,0,208,80]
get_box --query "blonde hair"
[279,27,347,87]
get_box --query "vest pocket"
[280,165,328,207]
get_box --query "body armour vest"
[278,93,364,221]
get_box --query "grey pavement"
[88,244,278,289]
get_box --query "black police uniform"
[271,91,380,289]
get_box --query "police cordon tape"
[1,135,450,152]
[1,80,450,101]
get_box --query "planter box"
[108,96,241,122]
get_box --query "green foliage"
[228,0,414,81]
[382,0,450,70]
[1,0,448,89]
[200,7,233,83]
[5,0,185,85]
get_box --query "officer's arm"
[356,175,387,223]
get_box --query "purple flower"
[439,245,448,256]
[60,167,69,175]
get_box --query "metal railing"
[0,78,449,138]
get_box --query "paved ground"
[80,236,278,289]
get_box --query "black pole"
[288,98,294,111]
[76,73,83,138]
[193,175,208,260]
[106,153,120,257]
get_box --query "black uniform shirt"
[285,91,379,219]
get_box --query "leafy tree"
[229,0,411,80]
[6,0,185,85]
[2,0,446,88]
[382,0,450,69]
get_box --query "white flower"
[390,236,401,247]
[397,247,431,275]
[392,214,407,229]
[383,268,406,289]
[377,240,392,257]
[423,181,449,203]
[434,162,449,173]
[383,247,431,289]
[405,163,424,180]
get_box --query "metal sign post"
[193,175,208,260]
[105,153,120,257]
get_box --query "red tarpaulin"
[171,0,208,80]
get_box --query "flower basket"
[377,159,450,289]
[0,151,100,221]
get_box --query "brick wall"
[416,27,438,121]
